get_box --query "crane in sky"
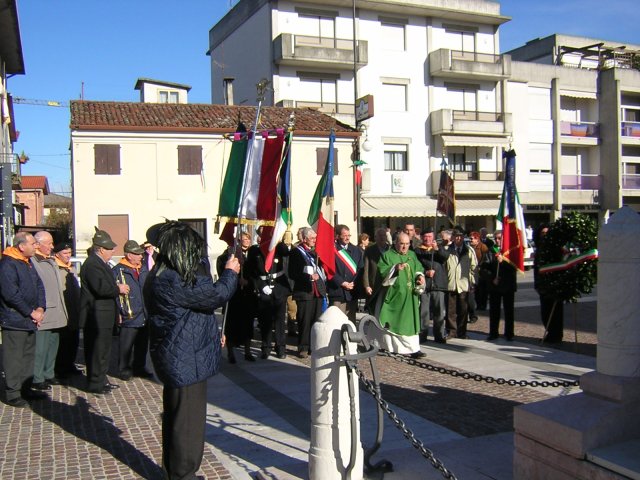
[12,97,69,108]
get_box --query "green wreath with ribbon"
[536,212,598,303]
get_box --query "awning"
[559,89,597,100]
[360,196,500,217]
[441,135,509,148]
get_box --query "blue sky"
[9,0,638,193]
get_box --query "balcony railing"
[450,50,503,64]
[452,110,504,122]
[621,121,640,137]
[560,121,599,138]
[290,100,355,115]
[561,174,602,190]
[452,170,504,181]
[622,174,640,189]
[294,35,354,50]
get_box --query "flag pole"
[222,78,270,339]
[284,113,295,246]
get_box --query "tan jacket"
[446,244,477,293]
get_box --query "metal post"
[352,0,362,236]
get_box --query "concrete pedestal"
[514,207,640,479]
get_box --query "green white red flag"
[307,130,336,279]
[497,149,527,272]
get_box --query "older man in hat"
[112,240,152,380]
[445,228,477,339]
[79,228,130,394]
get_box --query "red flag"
[437,169,455,225]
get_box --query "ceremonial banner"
[307,131,336,279]
[436,168,455,225]
[497,149,526,272]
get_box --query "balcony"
[277,99,354,125]
[431,109,512,137]
[622,174,640,189]
[273,33,368,70]
[621,122,640,145]
[560,121,599,146]
[561,174,602,190]
[429,49,511,81]
[431,170,503,194]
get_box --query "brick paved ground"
[0,273,597,479]
[0,351,231,479]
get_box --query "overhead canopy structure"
[360,196,500,218]
[441,135,509,148]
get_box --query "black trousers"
[2,329,36,401]
[295,297,323,352]
[118,326,149,374]
[489,290,515,338]
[84,326,113,391]
[257,298,287,352]
[446,291,469,337]
[56,326,80,376]
[162,379,207,480]
[540,294,564,341]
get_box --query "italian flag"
[307,130,336,279]
[497,149,527,273]
[262,130,293,270]
[218,129,285,244]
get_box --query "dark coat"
[481,252,518,294]
[327,242,364,302]
[145,266,237,388]
[0,256,46,331]
[415,245,450,292]
[245,243,291,303]
[112,262,148,328]
[363,244,387,296]
[289,245,327,301]
[78,253,120,329]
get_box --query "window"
[94,144,120,175]
[444,24,477,55]
[158,90,179,104]
[449,148,477,174]
[380,21,405,51]
[299,74,338,112]
[223,78,234,105]
[316,148,339,175]
[380,83,407,112]
[178,146,203,175]
[446,83,478,113]
[384,145,408,171]
[98,214,129,257]
[178,218,208,257]
[297,12,336,45]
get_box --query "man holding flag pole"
[483,148,525,341]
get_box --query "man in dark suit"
[288,227,326,358]
[79,228,129,394]
[363,228,389,313]
[245,227,291,359]
[327,224,363,322]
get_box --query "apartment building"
[507,34,640,224]
[208,0,511,233]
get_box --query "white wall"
[71,131,356,263]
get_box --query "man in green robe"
[371,233,426,358]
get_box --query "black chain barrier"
[354,366,458,480]
[379,350,580,388]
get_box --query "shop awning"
[441,135,509,148]
[559,89,598,99]
[360,196,500,217]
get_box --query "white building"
[70,80,358,262]
[209,2,640,232]
[208,0,511,233]
[507,34,640,224]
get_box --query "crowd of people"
[0,219,562,478]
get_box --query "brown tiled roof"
[70,101,357,136]
[20,175,50,193]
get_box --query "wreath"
[535,212,598,303]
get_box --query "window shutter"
[315,148,339,175]
[95,144,120,175]
[178,146,203,175]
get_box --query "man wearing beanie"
[112,240,152,380]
